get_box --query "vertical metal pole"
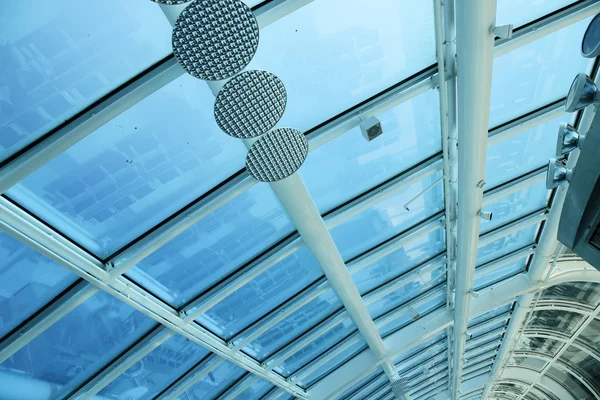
[452,1,496,398]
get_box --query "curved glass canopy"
[0,1,599,400]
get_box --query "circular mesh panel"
[172,0,259,81]
[246,128,308,182]
[214,70,287,138]
[151,0,189,5]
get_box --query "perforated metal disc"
[172,0,259,81]
[246,128,308,182]
[214,70,287,138]
[151,0,188,5]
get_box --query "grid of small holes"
[391,376,411,396]
[151,0,188,5]
[172,0,259,81]
[246,128,308,182]
[214,70,287,138]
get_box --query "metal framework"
[2,1,600,399]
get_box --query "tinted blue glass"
[468,303,512,327]
[486,114,571,189]
[474,257,528,290]
[243,289,342,361]
[467,333,504,351]
[182,360,245,400]
[0,291,154,397]
[248,0,435,132]
[238,379,274,399]
[198,246,322,340]
[0,0,172,162]
[127,183,293,307]
[477,224,540,265]
[496,0,576,28]
[481,180,549,234]
[7,74,248,258]
[302,90,441,213]
[275,319,357,377]
[367,265,446,319]
[352,228,445,294]
[469,320,509,339]
[99,333,209,399]
[0,232,77,339]
[331,171,444,260]
[397,348,446,375]
[299,339,368,388]
[392,332,446,365]
[335,368,383,399]
[489,18,594,128]
[379,289,445,338]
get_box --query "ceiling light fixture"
[565,73,599,112]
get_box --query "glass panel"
[0,0,172,162]
[469,320,509,339]
[127,183,293,307]
[560,345,600,392]
[579,318,600,348]
[392,332,446,365]
[99,333,209,400]
[238,379,274,400]
[481,180,549,234]
[248,0,436,132]
[469,303,513,327]
[274,319,357,377]
[242,288,341,361]
[496,0,577,28]
[516,336,564,358]
[0,291,154,397]
[532,385,561,400]
[7,75,248,258]
[198,246,321,340]
[298,339,368,388]
[474,256,528,290]
[476,223,539,266]
[541,281,600,308]
[528,309,584,336]
[331,170,444,260]
[485,114,572,189]
[352,228,445,295]
[398,350,446,376]
[182,360,245,400]
[335,368,383,400]
[489,18,594,128]
[0,231,77,339]
[302,89,441,213]
[367,264,446,319]
[379,288,445,338]
[465,355,495,370]
[547,365,595,400]
[467,333,503,352]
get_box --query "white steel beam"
[0,198,307,398]
[452,3,496,400]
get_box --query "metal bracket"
[490,24,514,39]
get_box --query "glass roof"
[1,1,599,400]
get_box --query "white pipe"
[452,1,496,398]
[160,1,402,389]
